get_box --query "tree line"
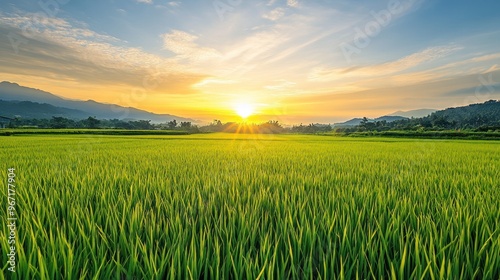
[6,117,201,132]
[335,100,500,133]
[6,117,335,134]
[4,100,499,134]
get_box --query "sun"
[235,103,254,119]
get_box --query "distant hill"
[335,115,408,127]
[375,116,408,123]
[388,109,437,118]
[0,100,89,119]
[419,100,500,129]
[335,118,364,127]
[335,100,500,132]
[0,81,195,123]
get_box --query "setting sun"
[235,103,254,119]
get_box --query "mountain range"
[0,81,195,123]
[334,109,438,127]
[387,109,437,118]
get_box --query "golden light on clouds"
[0,1,499,124]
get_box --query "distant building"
[0,116,13,128]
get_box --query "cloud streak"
[262,8,285,21]
[162,30,221,63]
[0,12,206,96]
[287,0,299,8]
[309,45,463,82]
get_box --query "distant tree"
[359,117,378,131]
[431,116,450,129]
[180,121,192,129]
[258,120,284,134]
[50,116,72,129]
[212,119,222,127]
[360,117,369,126]
[84,116,100,128]
[6,117,20,128]
[104,119,133,129]
[122,120,153,130]
[291,123,305,133]
[132,120,153,130]
[167,119,178,129]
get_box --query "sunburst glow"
[235,103,254,119]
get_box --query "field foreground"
[1,134,499,279]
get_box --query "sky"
[0,0,499,124]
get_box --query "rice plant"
[1,134,499,279]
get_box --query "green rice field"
[1,134,499,279]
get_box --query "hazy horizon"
[1,80,444,124]
[1,0,499,123]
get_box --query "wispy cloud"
[264,80,296,91]
[309,45,462,82]
[193,78,236,88]
[116,9,127,16]
[267,0,278,6]
[161,30,221,63]
[262,8,285,21]
[287,0,299,8]
[352,45,463,75]
[136,0,153,4]
[384,52,500,86]
[0,12,205,95]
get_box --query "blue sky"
[0,0,499,123]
